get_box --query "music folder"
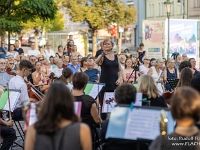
[0,89,21,112]
[167,78,179,89]
[84,83,105,99]
[106,106,174,141]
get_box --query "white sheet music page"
[29,103,38,125]
[102,92,116,113]
[88,84,104,99]
[4,91,20,112]
[124,109,160,140]
[135,93,142,106]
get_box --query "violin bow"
[6,83,12,120]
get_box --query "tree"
[0,0,57,44]
[63,0,137,55]
[22,12,64,48]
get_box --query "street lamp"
[164,0,172,60]
[177,0,185,19]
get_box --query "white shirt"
[53,68,63,78]
[151,66,162,82]
[9,75,29,110]
[42,49,55,61]
[66,83,73,91]
[27,49,40,57]
[7,51,19,58]
[139,65,149,74]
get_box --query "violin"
[6,68,43,102]
[49,72,59,84]
[162,91,174,104]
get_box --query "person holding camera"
[136,43,146,65]
[0,41,8,59]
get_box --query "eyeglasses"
[30,59,36,61]
[0,62,6,64]
[39,59,44,61]
[47,45,51,46]
[1,43,4,44]
[144,59,149,60]
[9,63,14,65]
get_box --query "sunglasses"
[31,59,36,61]
[39,59,44,61]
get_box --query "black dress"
[142,94,167,107]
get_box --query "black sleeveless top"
[100,55,119,90]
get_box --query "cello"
[6,68,43,102]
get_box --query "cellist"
[9,60,34,121]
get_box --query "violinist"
[0,58,12,87]
[9,60,34,121]
[32,61,50,93]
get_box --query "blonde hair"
[137,75,160,98]
[167,58,175,68]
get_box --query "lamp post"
[177,0,185,19]
[164,0,172,60]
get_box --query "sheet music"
[4,91,20,112]
[29,103,38,125]
[88,84,104,99]
[102,92,116,113]
[135,93,142,106]
[124,109,160,140]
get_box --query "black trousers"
[12,108,23,121]
[0,125,16,150]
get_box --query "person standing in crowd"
[149,58,156,68]
[123,58,138,83]
[27,42,41,58]
[72,73,102,136]
[14,40,24,58]
[70,45,80,56]
[27,55,37,84]
[25,82,92,150]
[176,67,193,89]
[175,54,182,70]
[101,83,138,150]
[78,57,87,72]
[67,55,80,74]
[136,43,146,64]
[65,40,73,56]
[164,58,179,91]
[6,44,19,59]
[179,60,200,77]
[62,55,69,68]
[9,60,34,121]
[191,74,200,93]
[139,56,150,74]
[42,42,55,61]
[119,55,126,70]
[0,58,12,87]
[59,68,73,91]
[56,45,64,58]
[52,59,63,78]
[150,87,200,150]
[84,59,100,83]
[137,74,167,107]
[147,59,164,83]
[0,41,7,59]
[95,42,103,58]
[182,53,188,61]
[189,58,200,72]
[67,35,74,46]
[0,117,16,150]
[32,61,50,93]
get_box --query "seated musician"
[137,74,167,107]
[59,68,73,91]
[9,60,34,121]
[150,87,200,150]
[101,83,138,150]
[32,61,50,93]
[25,82,92,150]
[71,72,102,135]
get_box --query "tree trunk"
[92,29,97,56]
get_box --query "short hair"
[189,58,195,62]
[30,42,35,45]
[102,39,114,47]
[15,40,19,43]
[72,72,88,90]
[19,60,33,70]
[139,43,144,47]
[10,44,15,47]
[179,61,191,72]
[115,83,137,104]
[191,74,200,93]
[49,56,54,59]
[171,87,200,122]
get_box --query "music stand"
[167,78,179,89]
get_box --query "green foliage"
[0,0,58,33]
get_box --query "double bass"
[6,68,43,102]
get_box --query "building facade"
[188,0,200,19]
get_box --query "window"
[152,4,154,17]
[171,1,174,15]
[195,0,199,7]
[179,3,182,14]
[159,3,161,16]
[149,4,152,17]
[161,2,164,16]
